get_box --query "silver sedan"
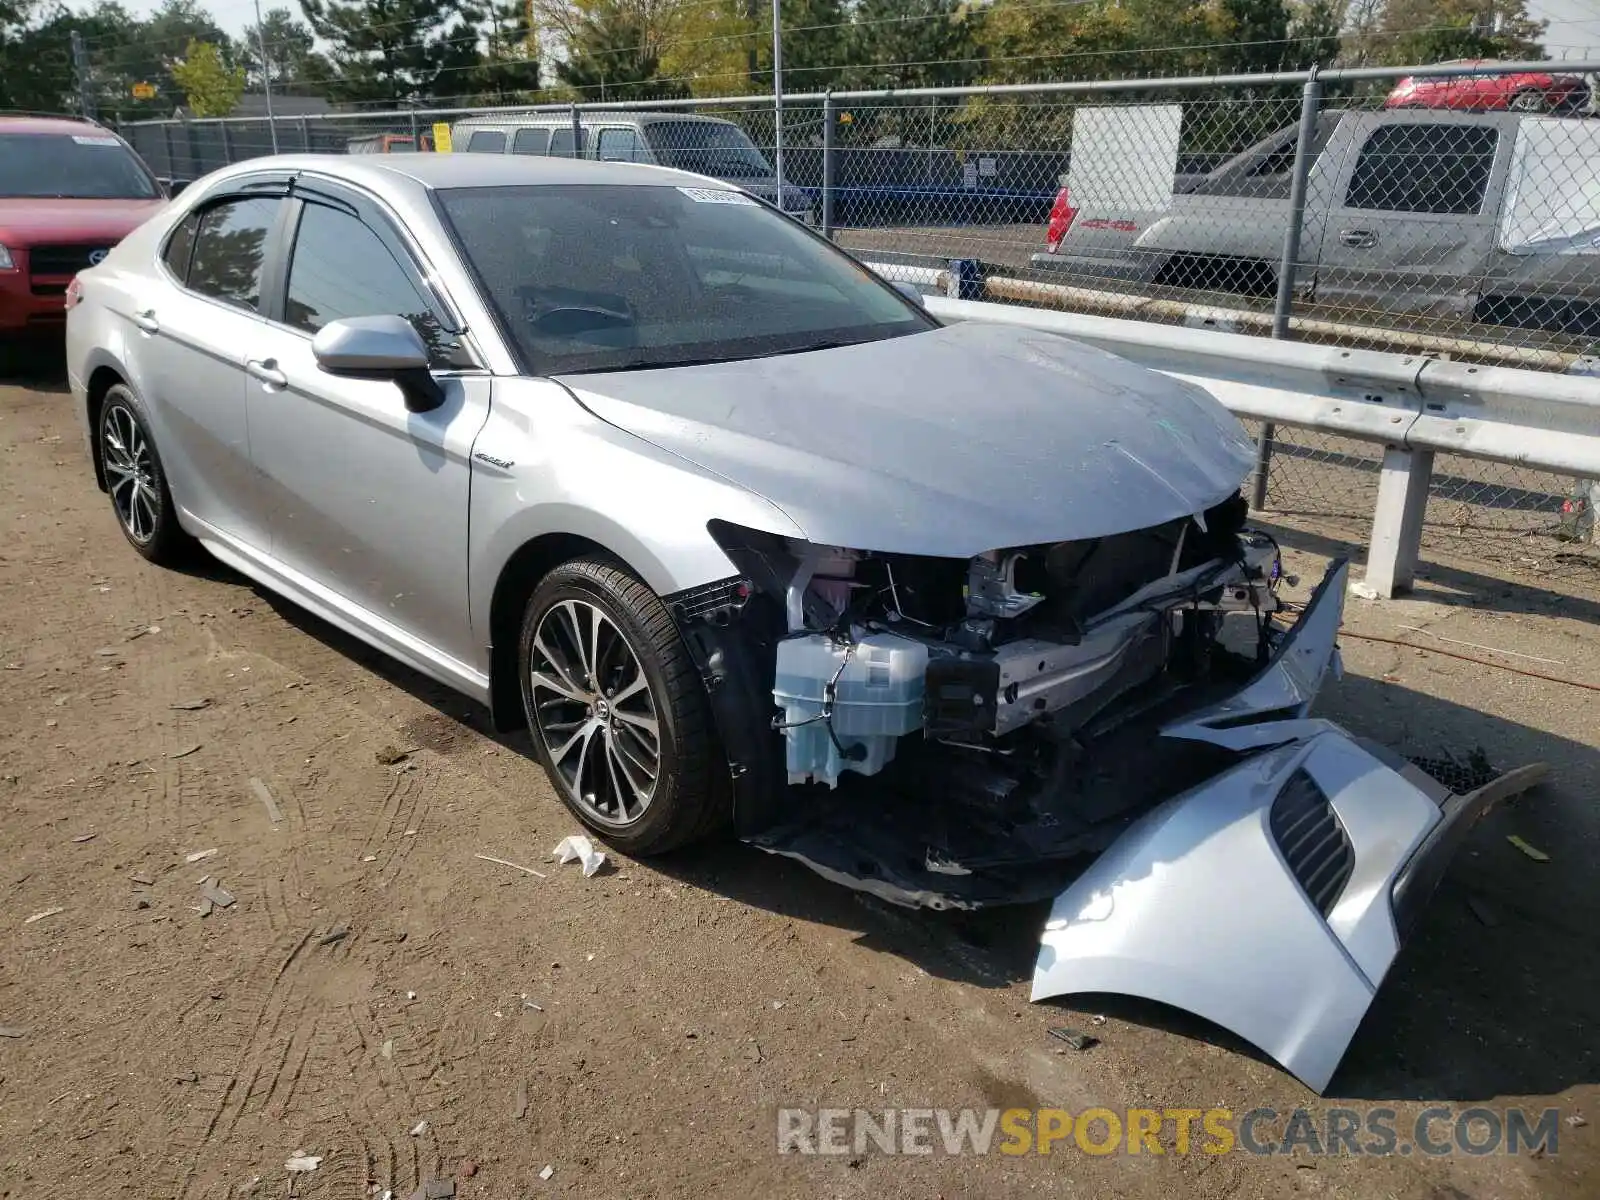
[66,152,1518,1094]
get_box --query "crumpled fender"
[1031,731,1443,1093]
[1162,557,1349,750]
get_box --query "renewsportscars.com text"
[777,1105,1565,1158]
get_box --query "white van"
[450,110,815,224]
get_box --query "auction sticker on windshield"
[677,187,758,205]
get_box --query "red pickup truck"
[0,113,168,339]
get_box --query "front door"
[243,187,491,672]
[1304,113,1508,321]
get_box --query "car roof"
[211,151,728,193]
[454,109,732,127]
[0,113,112,136]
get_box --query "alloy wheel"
[102,404,160,544]
[528,598,662,828]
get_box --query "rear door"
[510,127,551,156]
[135,183,288,548]
[243,181,492,668]
[464,128,509,154]
[548,125,587,159]
[1304,113,1508,320]
[595,126,648,164]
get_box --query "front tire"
[99,384,192,565]
[518,558,724,855]
[1509,90,1548,113]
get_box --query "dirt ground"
[1,361,1596,1200]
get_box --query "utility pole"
[771,0,784,198]
[253,0,280,153]
[70,30,98,121]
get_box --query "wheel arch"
[84,362,131,493]
[485,531,646,732]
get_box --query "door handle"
[1339,229,1379,249]
[246,358,287,388]
[132,309,159,334]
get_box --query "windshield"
[0,133,159,199]
[643,121,773,179]
[437,183,933,376]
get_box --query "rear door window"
[1189,114,1341,200]
[1344,124,1498,214]
[549,127,587,158]
[162,211,201,282]
[511,127,550,155]
[597,128,642,162]
[466,130,507,154]
[187,195,281,311]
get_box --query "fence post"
[218,119,232,165]
[821,91,836,240]
[1252,68,1323,511]
[298,116,311,152]
[408,107,420,144]
[183,113,201,182]
[570,103,581,156]
[947,258,981,301]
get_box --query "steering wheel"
[528,305,634,338]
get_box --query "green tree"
[979,0,1225,86]
[474,0,540,100]
[1215,0,1296,75]
[300,0,485,104]
[843,0,980,92]
[752,0,848,94]
[241,6,331,91]
[171,37,246,114]
[1290,0,1342,69]
[1374,0,1545,65]
[554,1,685,99]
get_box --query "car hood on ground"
[556,322,1255,557]
[0,197,166,246]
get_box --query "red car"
[1384,61,1591,114]
[0,113,169,338]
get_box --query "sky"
[67,0,1600,65]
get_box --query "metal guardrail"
[923,293,1600,597]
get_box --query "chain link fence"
[114,62,1600,592]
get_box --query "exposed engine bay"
[673,491,1307,909]
[671,509,1547,1094]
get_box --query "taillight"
[64,275,83,309]
[1046,187,1077,253]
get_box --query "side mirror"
[892,280,927,308]
[312,315,445,413]
[161,178,190,197]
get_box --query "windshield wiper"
[766,339,858,356]
[557,339,872,376]
[560,354,743,375]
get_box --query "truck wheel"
[518,559,726,855]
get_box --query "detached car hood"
[558,322,1255,556]
[0,197,166,246]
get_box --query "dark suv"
[0,113,168,337]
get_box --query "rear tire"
[1509,90,1548,113]
[98,384,193,565]
[518,558,725,855]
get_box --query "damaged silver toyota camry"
[67,154,1526,1095]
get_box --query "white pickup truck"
[1032,108,1600,335]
